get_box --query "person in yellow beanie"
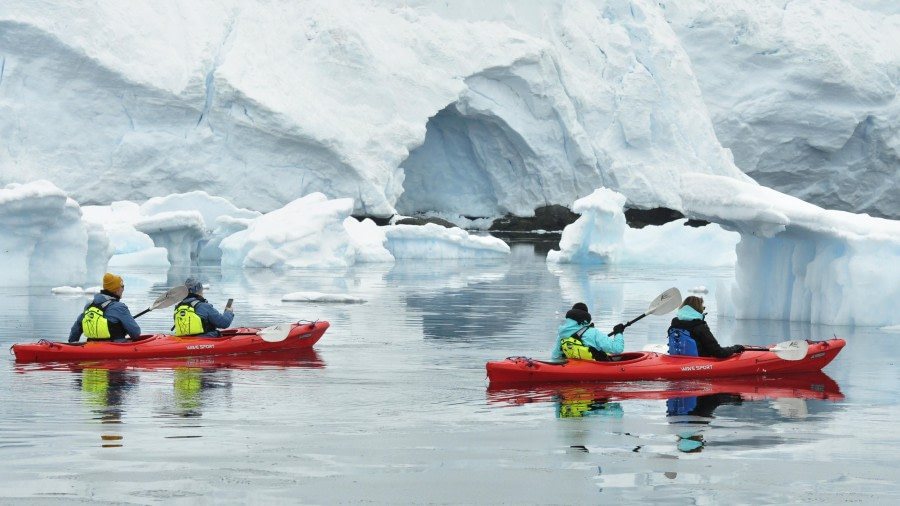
[69,272,141,342]
[102,273,124,292]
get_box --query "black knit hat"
[572,302,588,312]
[565,308,591,324]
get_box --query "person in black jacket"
[667,296,744,358]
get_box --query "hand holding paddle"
[132,285,189,318]
[608,287,682,336]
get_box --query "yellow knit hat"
[103,272,124,292]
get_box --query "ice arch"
[396,65,601,219]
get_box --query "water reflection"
[14,349,325,445]
[487,372,845,452]
[77,368,137,448]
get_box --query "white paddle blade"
[771,340,809,361]
[258,324,293,343]
[151,285,189,310]
[642,343,668,354]
[646,287,682,316]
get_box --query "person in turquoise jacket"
[552,302,626,361]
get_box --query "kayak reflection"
[16,348,326,373]
[73,349,325,416]
[488,372,844,451]
[15,349,325,443]
[487,371,845,407]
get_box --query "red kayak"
[10,321,329,363]
[486,338,845,384]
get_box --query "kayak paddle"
[742,340,809,361]
[608,287,682,336]
[133,285,189,318]
[229,321,318,342]
[642,339,810,361]
[256,324,295,342]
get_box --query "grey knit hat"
[184,277,204,294]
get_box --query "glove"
[613,323,626,335]
[732,345,745,353]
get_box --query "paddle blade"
[771,340,809,361]
[646,287,682,316]
[133,285,189,318]
[642,343,668,354]
[151,285,189,310]
[258,324,293,343]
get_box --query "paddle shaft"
[607,313,647,336]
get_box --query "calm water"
[2,242,898,504]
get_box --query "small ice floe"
[880,325,900,333]
[281,291,366,303]
[51,286,85,295]
[689,286,709,294]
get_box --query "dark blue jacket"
[177,295,234,337]
[69,291,141,342]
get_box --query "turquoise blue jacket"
[552,318,624,360]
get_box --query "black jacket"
[669,317,742,358]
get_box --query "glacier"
[664,0,900,219]
[0,0,749,216]
[1,0,899,328]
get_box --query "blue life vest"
[668,327,699,356]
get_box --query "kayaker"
[552,302,626,361]
[173,278,234,337]
[667,296,744,358]
[68,272,141,343]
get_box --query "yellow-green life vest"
[174,300,205,336]
[82,300,114,340]
[559,326,595,360]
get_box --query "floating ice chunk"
[384,223,509,259]
[51,286,85,295]
[282,292,367,304]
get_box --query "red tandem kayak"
[486,338,845,385]
[10,321,329,363]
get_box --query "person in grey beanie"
[173,278,234,337]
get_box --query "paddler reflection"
[172,366,207,415]
[77,367,137,448]
[663,373,845,453]
[488,372,845,453]
[555,388,623,419]
[665,393,744,453]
